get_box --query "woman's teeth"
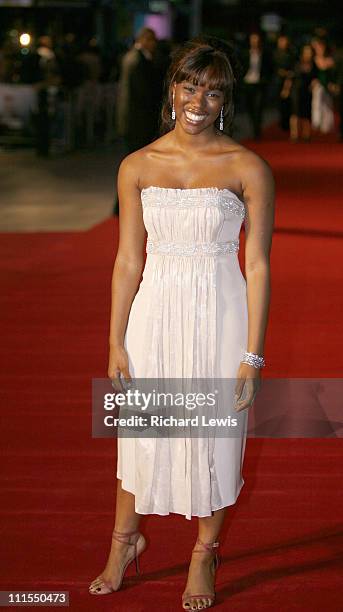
[184,111,206,123]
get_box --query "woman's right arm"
[108,154,146,384]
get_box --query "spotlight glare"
[20,33,31,46]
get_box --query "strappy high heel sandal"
[89,528,146,595]
[182,538,220,610]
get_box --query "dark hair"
[160,35,241,135]
[311,36,332,57]
[135,27,156,43]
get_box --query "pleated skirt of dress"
[117,252,248,520]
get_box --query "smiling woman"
[160,36,241,135]
[174,80,224,131]
[89,34,275,612]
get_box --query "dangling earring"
[219,106,224,131]
[171,92,176,121]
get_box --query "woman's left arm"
[234,153,275,411]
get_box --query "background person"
[287,44,318,142]
[115,27,160,153]
[241,31,273,140]
[273,33,296,132]
[311,36,336,133]
[113,27,160,215]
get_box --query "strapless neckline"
[141,185,244,205]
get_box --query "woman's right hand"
[108,344,132,392]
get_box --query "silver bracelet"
[241,351,265,369]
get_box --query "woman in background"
[286,44,318,142]
[311,37,336,134]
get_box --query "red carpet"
[1,135,343,611]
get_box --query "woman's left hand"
[234,362,262,412]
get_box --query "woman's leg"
[197,507,227,542]
[89,478,143,592]
[114,477,141,531]
[183,508,227,610]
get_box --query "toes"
[89,582,98,591]
[183,596,213,611]
[89,584,108,595]
[89,581,102,591]
[187,597,206,610]
[89,576,110,595]
[89,581,102,592]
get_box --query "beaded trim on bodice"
[141,186,246,220]
[146,238,239,256]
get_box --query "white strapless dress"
[117,186,248,520]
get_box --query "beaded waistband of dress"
[146,239,239,256]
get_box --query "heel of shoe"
[132,537,141,574]
[135,550,140,574]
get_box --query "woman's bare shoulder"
[232,142,274,187]
[117,148,149,189]
[139,133,174,161]
[118,134,172,185]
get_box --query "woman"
[89,36,275,610]
[311,37,336,134]
[286,44,318,142]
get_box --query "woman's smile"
[174,80,224,132]
[184,110,208,124]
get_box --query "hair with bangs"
[160,36,241,135]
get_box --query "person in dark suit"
[273,34,296,131]
[113,27,159,215]
[116,27,159,153]
[241,32,273,140]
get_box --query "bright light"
[19,33,31,46]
